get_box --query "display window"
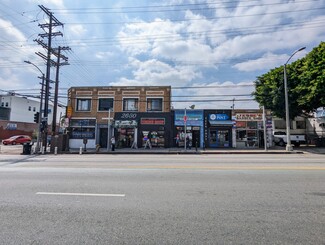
[117,128,134,148]
[141,130,165,147]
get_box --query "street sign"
[183,116,187,122]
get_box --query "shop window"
[70,128,95,139]
[247,121,257,129]
[98,98,113,111]
[147,98,163,112]
[236,121,246,128]
[123,98,138,111]
[76,98,91,111]
[296,121,306,129]
[236,129,247,140]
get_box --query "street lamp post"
[283,47,306,151]
[24,61,45,153]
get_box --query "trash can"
[22,143,32,155]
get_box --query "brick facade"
[67,86,171,122]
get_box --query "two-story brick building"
[67,86,172,149]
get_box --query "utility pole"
[35,5,63,152]
[52,46,70,135]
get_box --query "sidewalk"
[68,146,323,155]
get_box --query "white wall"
[0,95,65,124]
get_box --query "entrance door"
[99,128,108,148]
[192,130,200,148]
[209,128,230,148]
[209,129,217,147]
[217,129,230,148]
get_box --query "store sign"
[120,113,138,119]
[175,110,203,126]
[66,106,73,118]
[236,113,263,121]
[141,118,165,125]
[209,114,229,121]
[115,120,137,128]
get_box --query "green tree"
[253,42,325,119]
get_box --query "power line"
[52,0,319,14]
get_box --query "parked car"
[273,131,306,147]
[2,135,32,145]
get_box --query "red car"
[2,135,32,145]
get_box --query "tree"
[294,42,325,110]
[253,42,325,119]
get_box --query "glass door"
[217,129,230,147]
[209,128,231,148]
[209,129,217,147]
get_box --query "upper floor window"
[5,102,8,107]
[76,98,91,111]
[33,107,36,112]
[123,98,138,111]
[98,98,114,111]
[28,106,31,111]
[1,102,4,107]
[147,98,163,112]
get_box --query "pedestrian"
[175,134,180,147]
[111,136,115,151]
[186,135,190,149]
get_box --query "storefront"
[114,112,138,148]
[114,112,172,148]
[138,113,172,148]
[69,118,97,148]
[234,110,272,148]
[174,110,204,148]
[204,110,233,148]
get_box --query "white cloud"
[0,18,26,41]
[172,81,258,110]
[233,52,289,72]
[29,0,65,8]
[110,58,200,87]
[67,24,87,37]
[95,51,114,60]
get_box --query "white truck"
[273,131,306,147]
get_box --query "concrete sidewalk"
[70,146,312,154]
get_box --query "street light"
[24,60,45,153]
[283,46,306,151]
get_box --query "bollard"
[42,146,45,154]
[54,147,58,155]
[79,146,82,155]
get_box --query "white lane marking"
[36,192,125,197]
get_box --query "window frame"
[76,98,92,112]
[146,97,163,112]
[98,97,114,112]
[123,97,139,112]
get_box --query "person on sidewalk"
[111,136,116,151]
[175,134,180,148]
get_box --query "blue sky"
[0,0,324,109]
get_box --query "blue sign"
[209,114,229,121]
[174,110,203,126]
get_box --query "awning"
[209,120,233,126]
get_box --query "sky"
[0,0,324,110]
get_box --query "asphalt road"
[0,154,324,244]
